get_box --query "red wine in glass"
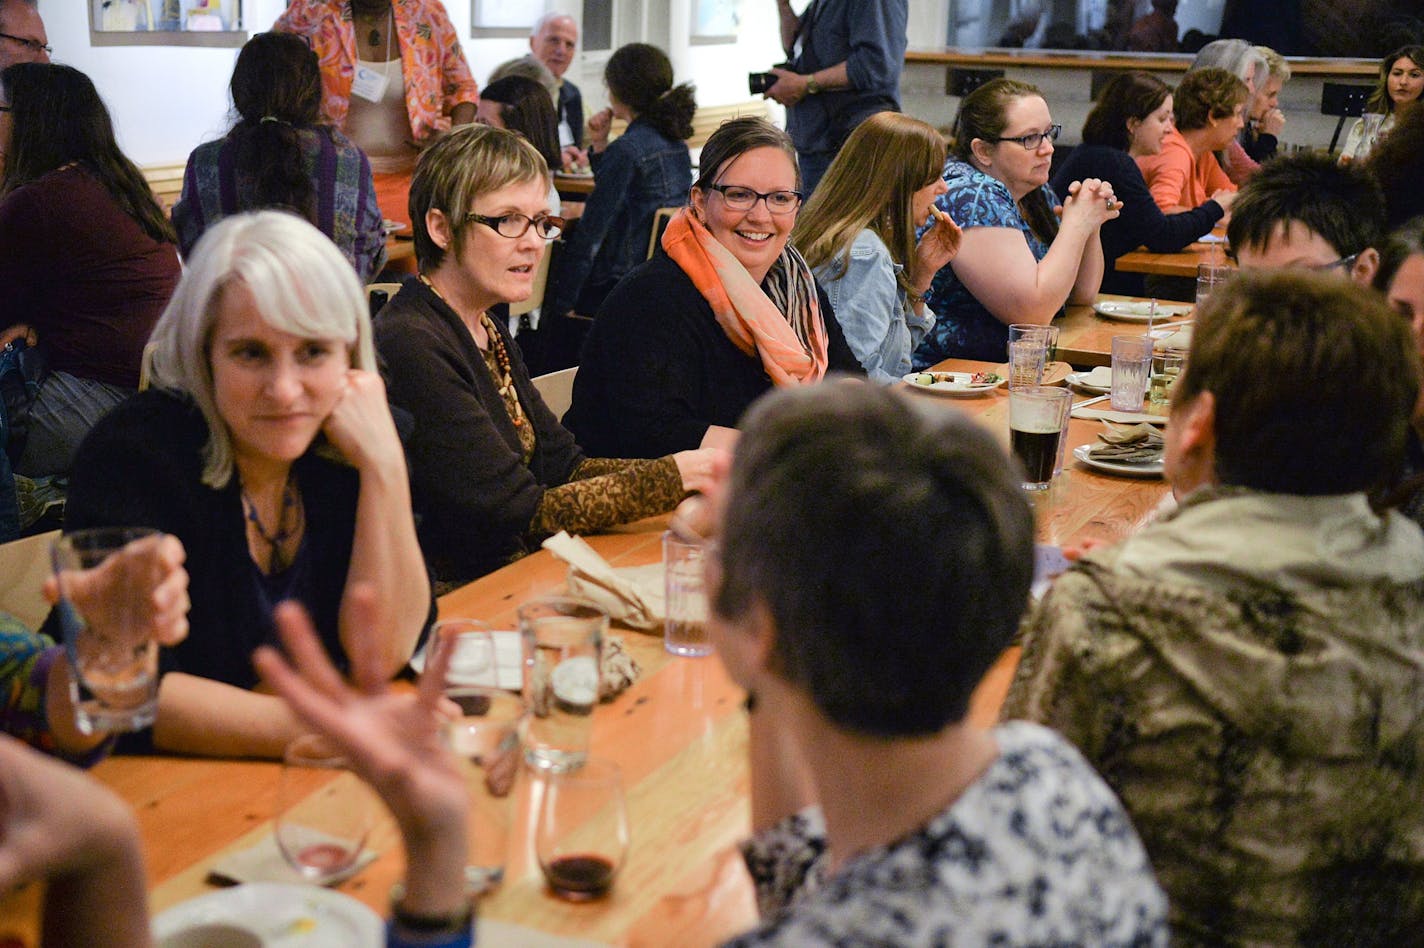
[543,853,615,900]
[295,842,356,875]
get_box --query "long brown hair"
[228,32,324,224]
[1368,45,1424,115]
[0,62,174,244]
[949,78,1056,244]
[793,112,945,297]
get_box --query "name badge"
[351,64,390,103]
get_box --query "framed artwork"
[692,0,739,44]
[472,0,548,38]
[91,0,245,47]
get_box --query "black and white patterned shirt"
[725,721,1168,946]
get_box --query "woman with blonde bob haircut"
[376,125,724,585]
[61,210,433,758]
[792,113,963,382]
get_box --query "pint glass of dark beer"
[1009,386,1071,490]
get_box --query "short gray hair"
[148,210,376,488]
[1191,38,1269,92]
[531,11,575,38]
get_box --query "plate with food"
[902,370,1005,396]
[1072,443,1164,478]
[1092,300,1192,323]
[153,883,383,947]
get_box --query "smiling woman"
[374,125,725,586]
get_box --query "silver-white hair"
[147,210,376,488]
[1191,38,1269,92]
[530,11,576,38]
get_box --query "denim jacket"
[814,229,934,383]
[547,118,692,315]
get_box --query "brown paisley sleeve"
[528,456,685,539]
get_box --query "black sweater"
[1052,145,1224,296]
[565,251,864,458]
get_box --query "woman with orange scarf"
[565,118,862,459]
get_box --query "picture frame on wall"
[472,0,548,38]
[692,0,738,44]
[91,0,245,47]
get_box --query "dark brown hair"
[605,43,695,142]
[228,32,324,224]
[949,78,1057,243]
[1082,71,1171,152]
[693,116,799,193]
[1174,269,1417,494]
[0,62,174,244]
[481,74,562,172]
[1368,45,1424,115]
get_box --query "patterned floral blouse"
[274,0,479,144]
[727,722,1169,946]
[1,615,111,765]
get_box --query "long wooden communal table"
[1055,296,1197,368]
[0,374,1170,948]
[1115,239,1231,279]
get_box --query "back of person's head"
[1082,71,1171,150]
[1175,270,1417,494]
[228,32,323,223]
[715,383,1035,737]
[949,77,1058,242]
[488,54,557,97]
[604,43,695,142]
[409,124,549,273]
[481,74,562,172]
[1226,152,1384,261]
[148,210,375,488]
[0,61,173,244]
[693,115,799,193]
[1190,38,1268,91]
[1371,45,1424,114]
[793,112,945,288]
[1173,67,1248,131]
[1374,216,1424,292]
[1365,102,1424,232]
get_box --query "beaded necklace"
[419,274,534,458]
[241,469,302,574]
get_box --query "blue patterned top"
[728,721,1168,946]
[913,160,1058,366]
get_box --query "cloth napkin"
[1072,398,1168,425]
[541,531,664,630]
[1088,422,1164,462]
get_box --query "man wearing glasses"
[1226,152,1384,285]
[0,0,48,70]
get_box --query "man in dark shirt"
[530,12,585,171]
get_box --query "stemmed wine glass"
[274,733,378,884]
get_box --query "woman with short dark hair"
[1052,71,1231,295]
[0,62,180,477]
[173,31,387,281]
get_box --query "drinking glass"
[1006,324,1059,388]
[1148,348,1187,415]
[1110,335,1153,412]
[1360,111,1386,155]
[519,597,606,772]
[1008,386,1071,491]
[274,734,378,884]
[51,527,163,733]
[662,530,712,657]
[535,757,630,902]
[1195,263,1232,309]
[435,618,496,687]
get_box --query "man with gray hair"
[530,12,584,170]
[0,0,48,71]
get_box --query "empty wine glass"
[535,757,630,901]
[274,734,378,884]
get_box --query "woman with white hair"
[1189,38,1270,184]
[59,210,432,758]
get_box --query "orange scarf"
[661,208,829,387]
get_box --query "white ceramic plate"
[1066,370,1110,394]
[1092,300,1193,323]
[153,883,383,947]
[1073,443,1164,478]
[901,371,1006,397]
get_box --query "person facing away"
[1004,269,1424,944]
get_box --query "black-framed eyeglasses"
[706,184,803,215]
[0,32,51,56]
[988,125,1062,150]
[463,211,565,240]
[1307,252,1360,275]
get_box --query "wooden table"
[1055,296,1196,368]
[0,380,1169,947]
[1115,240,1231,279]
[554,172,596,201]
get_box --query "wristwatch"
[805,75,822,95]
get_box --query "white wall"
[38,0,791,168]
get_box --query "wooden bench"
[141,162,186,215]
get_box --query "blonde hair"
[409,124,552,272]
[793,112,946,296]
[147,210,375,488]
[1256,46,1290,83]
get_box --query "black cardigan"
[564,251,864,458]
[375,278,585,582]
[1051,144,1224,296]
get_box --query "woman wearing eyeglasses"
[912,79,1118,366]
[374,126,724,585]
[564,117,863,459]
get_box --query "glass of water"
[519,596,606,772]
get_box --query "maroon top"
[0,165,180,388]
